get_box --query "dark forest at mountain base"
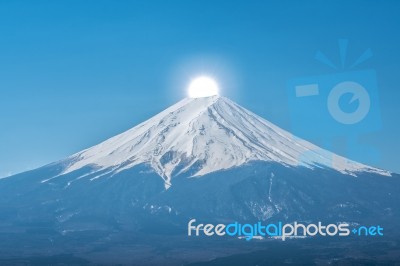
[0,235,399,265]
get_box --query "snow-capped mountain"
[0,96,399,264]
[47,95,389,189]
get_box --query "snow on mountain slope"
[49,96,390,188]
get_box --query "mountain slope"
[44,96,389,189]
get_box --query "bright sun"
[188,76,219,98]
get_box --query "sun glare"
[188,76,219,98]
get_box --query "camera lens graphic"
[327,81,371,125]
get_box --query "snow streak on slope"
[56,96,390,188]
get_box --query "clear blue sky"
[1,0,399,176]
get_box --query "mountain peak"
[56,96,390,189]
